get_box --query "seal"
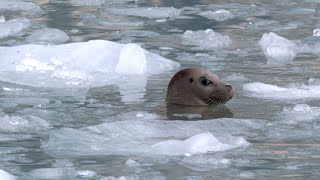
[165,68,235,106]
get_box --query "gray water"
[1,0,320,179]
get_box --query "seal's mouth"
[206,85,235,106]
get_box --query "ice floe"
[151,132,249,156]
[243,81,320,101]
[181,29,232,50]
[25,28,70,45]
[0,114,50,134]
[27,168,76,180]
[199,9,234,21]
[0,0,43,15]
[105,7,181,19]
[278,104,320,124]
[43,118,264,157]
[0,40,179,87]
[258,32,296,64]
[0,169,15,180]
[0,18,31,39]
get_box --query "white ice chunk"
[243,82,320,100]
[199,9,234,21]
[151,132,249,156]
[0,114,50,133]
[28,168,76,180]
[105,7,181,19]
[181,29,232,50]
[43,118,263,157]
[26,28,70,45]
[313,29,320,37]
[70,0,107,6]
[0,15,5,22]
[0,169,16,180]
[258,32,296,64]
[0,40,179,87]
[179,155,231,171]
[0,18,30,39]
[0,1,43,14]
[279,104,320,124]
[115,43,146,74]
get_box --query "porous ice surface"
[105,7,181,19]
[0,40,179,87]
[0,169,16,180]
[43,117,265,157]
[25,28,70,45]
[0,113,50,134]
[0,18,31,39]
[258,32,296,64]
[27,168,77,180]
[243,81,320,101]
[181,29,232,50]
[199,9,234,21]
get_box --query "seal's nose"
[225,84,232,89]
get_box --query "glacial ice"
[313,29,320,37]
[28,168,76,180]
[25,28,70,45]
[243,82,320,100]
[181,29,232,50]
[0,40,179,87]
[199,9,234,21]
[0,169,15,180]
[0,18,31,39]
[0,114,50,133]
[43,118,264,157]
[0,1,43,15]
[278,104,320,124]
[151,132,249,156]
[258,32,296,64]
[115,43,146,74]
[105,7,181,19]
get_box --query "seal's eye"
[201,78,212,86]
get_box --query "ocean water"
[1,0,320,179]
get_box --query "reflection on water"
[1,0,320,179]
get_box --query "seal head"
[166,68,235,106]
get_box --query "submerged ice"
[0,18,31,39]
[43,117,263,157]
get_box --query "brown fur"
[166,68,235,106]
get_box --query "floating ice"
[115,43,146,74]
[43,118,263,157]
[0,16,5,22]
[70,0,107,6]
[181,29,232,50]
[278,104,320,124]
[105,7,181,19]
[80,13,144,27]
[0,114,50,133]
[28,168,76,180]
[0,1,43,15]
[313,29,320,37]
[258,32,296,64]
[199,9,234,21]
[0,169,16,180]
[0,18,31,39]
[26,28,70,45]
[0,40,179,87]
[70,0,137,6]
[243,82,320,100]
[179,155,231,172]
[151,132,249,156]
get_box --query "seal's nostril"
[225,84,232,88]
